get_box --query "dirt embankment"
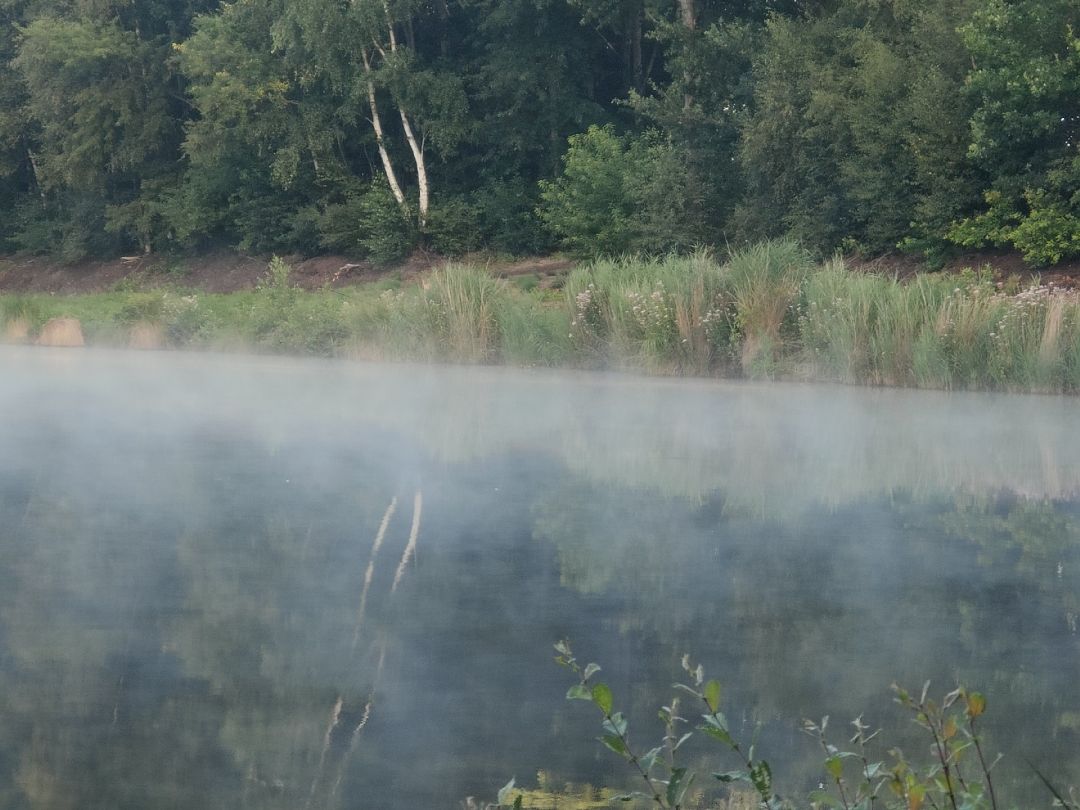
[0,247,1077,295]
[848,251,1080,289]
[0,250,576,294]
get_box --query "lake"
[1,346,1078,808]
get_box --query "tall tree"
[948,0,1080,265]
[738,0,979,257]
[12,0,213,258]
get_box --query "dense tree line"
[0,0,1076,265]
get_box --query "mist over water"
[1,346,1079,808]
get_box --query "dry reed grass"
[36,317,84,347]
[128,321,165,350]
[1040,294,1066,367]
[3,317,30,344]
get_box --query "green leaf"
[750,760,772,797]
[566,684,591,701]
[825,755,843,779]
[809,789,843,808]
[583,663,601,680]
[666,767,687,807]
[554,641,571,656]
[704,680,722,713]
[699,723,736,748]
[601,734,629,757]
[673,732,693,751]
[702,712,728,732]
[640,746,663,772]
[592,683,613,715]
[602,712,628,738]
[513,797,522,810]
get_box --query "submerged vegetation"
[6,243,1080,394]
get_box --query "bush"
[426,197,485,256]
[320,182,417,264]
[544,640,1047,810]
[539,126,705,258]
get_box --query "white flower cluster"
[625,282,674,333]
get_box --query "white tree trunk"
[361,49,408,211]
[677,0,695,30]
[383,4,429,229]
[397,109,429,228]
[26,148,46,204]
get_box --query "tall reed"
[427,263,504,363]
[565,250,733,373]
[723,240,812,375]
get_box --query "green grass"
[4,246,1080,394]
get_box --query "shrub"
[545,641,1052,810]
[320,182,417,264]
[539,126,705,258]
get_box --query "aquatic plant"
[538,641,1067,810]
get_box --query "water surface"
[1,347,1078,808]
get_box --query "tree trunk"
[631,8,644,93]
[677,0,696,109]
[677,0,696,30]
[361,49,408,212]
[398,108,428,228]
[382,3,429,228]
[26,148,46,205]
[435,0,450,56]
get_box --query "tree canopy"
[1,0,1077,265]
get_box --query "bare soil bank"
[0,248,1077,295]
[0,250,575,294]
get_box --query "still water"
[1,346,1078,808]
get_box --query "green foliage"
[564,251,734,373]
[554,641,1064,810]
[496,295,574,368]
[320,183,417,264]
[724,239,812,374]
[426,197,485,257]
[12,10,190,256]
[539,126,705,258]
[0,0,1076,268]
[948,0,1080,265]
[7,241,1080,394]
[738,0,981,258]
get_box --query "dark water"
[1,347,1079,809]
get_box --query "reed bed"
[4,245,1080,393]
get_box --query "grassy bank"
[4,244,1080,394]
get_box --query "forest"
[0,0,1076,267]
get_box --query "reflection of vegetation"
[530,479,1080,798]
[3,353,1080,808]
